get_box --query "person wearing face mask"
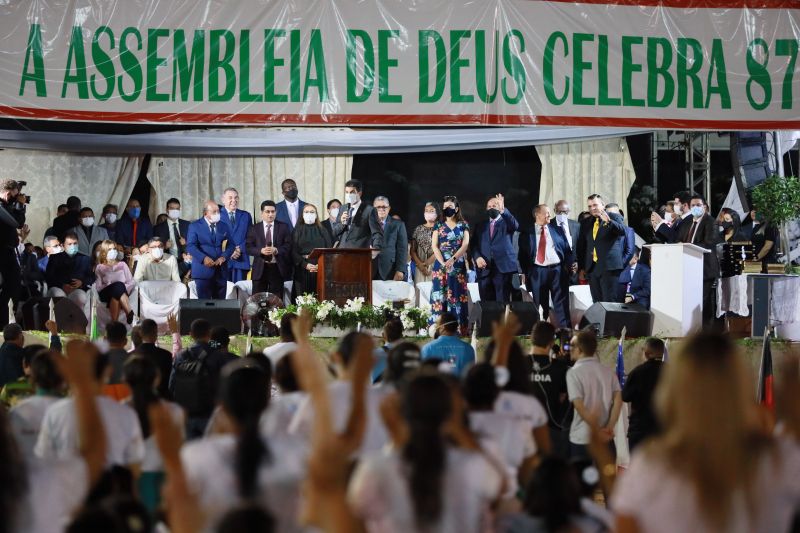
[471,193,520,303]
[246,200,293,298]
[550,200,580,285]
[716,208,745,243]
[116,198,154,250]
[218,187,252,283]
[187,201,235,299]
[322,198,341,242]
[133,237,181,282]
[748,209,780,269]
[275,178,306,231]
[45,231,94,310]
[331,179,383,249]
[153,198,191,278]
[99,203,119,242]
[94,239,137,323]
[678,194,720,325]
[410,202,440,284]
[372,196,408,282]
[70,207,109,256]
[290,202,332,299]
[651,190,692,243]
[51,196,81,242]
[429,196,471,335]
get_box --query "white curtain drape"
[147,154,352,221]
[538,138,636,218]
[0,149,141,245]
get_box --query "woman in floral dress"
[429,196,471,336]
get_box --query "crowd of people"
[0,307,798,533]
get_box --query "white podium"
[644,243,708,337]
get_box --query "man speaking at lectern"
[678,194,720,325]
[331,179,383,250]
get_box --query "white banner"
[0,0,798,128]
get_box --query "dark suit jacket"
[621,226,636,265]
[276,199,306,230]
[45,252,95,289]
[519,222,574,281]
[134,342,174,399]
[550,217,580,254]
[655,214,690,244]
[618,263,651,309]
[246,220,293,280]
[576,212,627,273]
[677,214,720,280]
[52,211,80,241]
[332,202,383,249]
[116,214,154,248]
[471,209,520,275]
[71,224,109,256]
[186,218,234,280]
[376,218,409,280]
[321,219,335,242]
[218,208,253,272]
[153,219,191,256]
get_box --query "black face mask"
[720,221,733,232]
[487,208,500,219]
[443,207,456,218]
[284,188,298,201]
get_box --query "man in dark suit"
[246,200,293,296]
[650,190,692,243]
[520,204,574,327]
[45,231,94,308]
[576,194,627,303]
[219,187,252,283]
[332,179,383,249]
[275,178,306,231]
[617,248,651,309]
[116,198,153,249]
[472,194,519,302]
[551,199,580,284]
[677,194,720,324]
[153,197,191,279]
[186,201,234,299]
[51,196,81,241]
[372,196,408,281]
[605,203,636,265]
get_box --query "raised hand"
[491,311,520,367]
[167,312,179,335]
[495,193,505,212]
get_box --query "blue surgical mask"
[690,206,704,218]
[65,244,79,256]
[128,207,141,219]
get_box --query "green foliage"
[751,175,800,225]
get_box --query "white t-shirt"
[9,395,61,461]
[130,399,184,472]
[261,391,307,437]
[469,410,536,498]
[289,381,392,456]
[348,447,503,533]
[263,341,298,367]
[34,395,145,467]
[566,356,621,445]
[14,457,89,533]
[611,436,800,533]
[494,391,548,447]
[181,433,307,533]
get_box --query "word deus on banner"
[2,0,800,127]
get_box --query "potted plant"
[751,174,800,274]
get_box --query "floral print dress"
[429,221,470,336]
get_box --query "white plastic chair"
[137,281,188,333]
[188,280,237,300]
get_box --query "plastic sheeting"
[0,126,649,155]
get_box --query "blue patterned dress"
[429,221,470,336]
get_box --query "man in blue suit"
[187,201,234,299]
[605,203,636,265]
[471,194,519,302]
[116,198,153,249]
[275,178,306,231]
[618,248,651,309]
[218,187,252,283]
[520,204,574,327]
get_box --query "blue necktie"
[210,223,216,241]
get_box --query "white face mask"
[151,247,164,259]
[303,212,317,225]
[555,213,568,224]
[168,209,181,220]
[104,213,117,224]
[51,246,64,255]
[81,217,94,227]
[664,212,673,223]
[106,249,119,261]
[345,193,359,205]
[208,213,221,224]
[424,212,438,222]
[673,204,683,215]
[329,207,340,219]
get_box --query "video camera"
[16,180,30,204]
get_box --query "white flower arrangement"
[315,300,336,321]
[343,296,365,313]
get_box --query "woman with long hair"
[180,360,306,532]
[349,372,503,532]
[429,196,471,335]
[410,201,441,284]
[94,239,136,324]
[612,332,800,533]
[717,208,745,243]
[291,202,333,300]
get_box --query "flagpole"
[756,326,769,403]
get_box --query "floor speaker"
[179,299,242,335]
[19,297,88,334]
[470,301,540,337]
[20,297,61,331]
[579,302,652,338]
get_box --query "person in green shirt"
[0,344,41,407]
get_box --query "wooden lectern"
[309,248,373,306]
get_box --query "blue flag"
[616,340,626,387]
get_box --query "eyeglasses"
[375,205,389,210]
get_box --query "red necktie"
[132,220,138,246]
[536,225,547,264]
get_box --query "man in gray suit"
[332,179,383,250]
[551,199,580,284]
[70,206,109,256]
[373,196,408,281]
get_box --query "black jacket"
[576,212,627,273]
[135,342,175,399]
[622,358,663,438]
[678,214,721,280]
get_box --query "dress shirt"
[262,221,277,263]
[533,224,561,266]
[285,200,299,227]
[133,253,181,282]
[558,220,572,249]
[168,220,180,256]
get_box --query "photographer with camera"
[0,179,27,326]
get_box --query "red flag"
[757,332,774,412]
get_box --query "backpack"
[172,349,214,417]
